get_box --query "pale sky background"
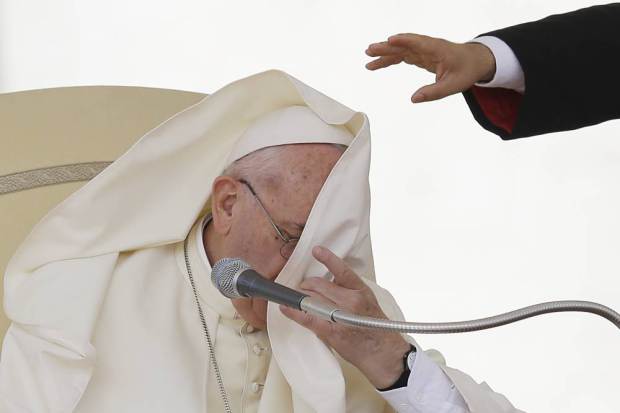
[1,1,619,412]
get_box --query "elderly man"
[1,70,519,412]
[0,70,397,412]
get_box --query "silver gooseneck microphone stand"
[300,298,620,333]
[213,258,620,334]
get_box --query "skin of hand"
[280,246,411,389]
[365,33,497,103]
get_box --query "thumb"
[411,77,460,103]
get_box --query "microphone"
[211,258,620,334]
[211,258,341,320]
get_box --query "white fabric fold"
[1,69,405,412]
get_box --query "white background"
[1,1,619,412]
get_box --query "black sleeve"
[463,3,620,140]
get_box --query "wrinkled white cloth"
[380,348,468,412]
[1,69,524,413]
[0,70,401,412]
[72,214,273,412]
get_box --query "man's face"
[215,143,344,329]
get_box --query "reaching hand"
[365,33,496,103]
[280,246,410,389]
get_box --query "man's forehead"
[277,146,342,229]
[280,144,343,185]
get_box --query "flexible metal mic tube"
[327,300,620,333]
[214,258,620,334]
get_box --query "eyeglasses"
[238,179,300,259]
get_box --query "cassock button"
[246,325,255,334]
[251,382,263,393]
[252,344,263,356]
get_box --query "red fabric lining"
[471,86,523,134]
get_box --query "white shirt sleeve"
[469,36,525,93]
[379,347,469,413]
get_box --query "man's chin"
[231,297,268,330]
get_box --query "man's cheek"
[252,298,268,322]
[232,298,265,323]
[232,297,252,311]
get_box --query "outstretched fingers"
[411,75,461,103]
[387,33,435,53]
[366,41,407,57]
[365,55,404,70]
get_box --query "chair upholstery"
[0,86,206,341]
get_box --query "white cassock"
[0,70,522,412]
[75,213,291,412]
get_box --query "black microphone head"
[211,257,251,299]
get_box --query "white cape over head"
[1,70,406,412]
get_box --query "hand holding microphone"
[281,246,413,389]
[212,246,412,389]
[211,246,620,389]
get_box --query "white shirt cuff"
[469,35,525,93]
[379,348,469,413]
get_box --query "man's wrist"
[371,339,413,390]
[469,35,526,93]
[377,344,416,391]
[466,42,497,83]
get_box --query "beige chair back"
[0,86,206,341]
